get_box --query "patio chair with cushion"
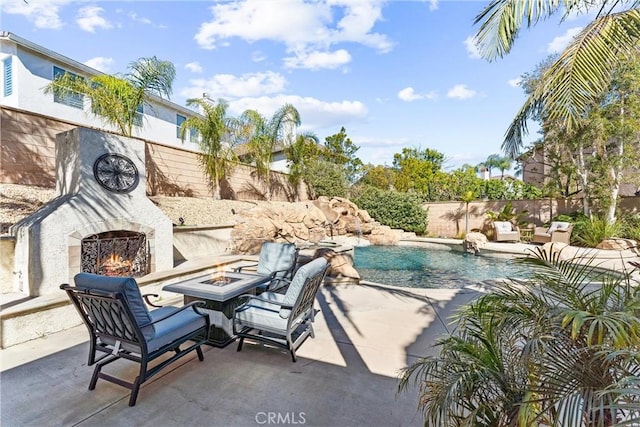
[233,257,329,362]
[532,221,574,245]
[61,273,210,406]
[234,242,299,292]
[493,221,521,242]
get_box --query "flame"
[210,265,231,285]
[101,253,133,276]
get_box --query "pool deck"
[1,281,479,426]
[1,239,638,426]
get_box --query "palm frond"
[502,9,640,155]
[474,0,565,61]
[127,56,175,98]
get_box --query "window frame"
[52,66,84,109]
[176,114,186,139]
[3,57,12,97]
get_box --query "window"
[189,127,199,144]
[176,114,186,138]
[3,57,12,97]
[52,66,83,109]
[133,103,143,127]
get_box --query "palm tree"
[285,132,319,201]
[180,97,238,200]
[238,104,301,201]
[44,56,175,137]
[473,1,640,158]
[461,190,476,235]
[496,156,512,178]
[482,153,503,177]
[399,248,640,426]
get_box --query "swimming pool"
[353,245,530,289]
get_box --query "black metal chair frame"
[233,263,329,362]
[61,284,210,406]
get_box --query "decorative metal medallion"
[93,153,139,193]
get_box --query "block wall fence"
[1,107,307,202]
[424,198,640,238]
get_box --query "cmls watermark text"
[255,412,306,425]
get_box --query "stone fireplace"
[81,230,149,277]
[11,127,173,296]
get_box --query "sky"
[2,0,594,171]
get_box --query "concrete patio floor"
[1,281,479,427]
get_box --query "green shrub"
[621,214,640,241]
[353,186,428,234]
[573,216,624,247]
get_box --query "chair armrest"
[140,300,207,327]
[235,294,293,310]
[142,293,163,308]
[534,226,548,234]
[234,263,258,273]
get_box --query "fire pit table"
[163,271,271,347]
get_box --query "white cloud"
[547,27,583,53]
[194,0,392,69]
[447,84,477,100]
[127,11,166,28]
[185,62,203,73]
[397,87,437,102]
[77,6,113,33]
[428,0,439,11]
[84,57,113,73]
[228,95,367,130]
[1,0,70,30]
[464,36,481,59]
[507,77,522,88]
[283,49,351,70]
[182,71,287,99]
[128,11,151,25]
[182,69,367,130]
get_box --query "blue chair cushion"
[145,306,207,353]
[74,273,152,327]
[235,293,288,333]
[280,258,327,319]
[256,242,297,277]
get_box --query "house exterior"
[1,32,297,199]
[1,31,203,153]
[0,32,204,154]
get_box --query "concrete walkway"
[1,282,479,427]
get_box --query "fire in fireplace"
[81,231,150,277]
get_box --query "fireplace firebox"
[81,231,150,277]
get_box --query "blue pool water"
[353,245,530,289]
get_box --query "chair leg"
[196,345,204,361]
[289,348,297,363]
[88,364,102,391]
[89,354,117,390]
[236,337,245,352]
[129,360,148,407]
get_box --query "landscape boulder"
[231,197,393,253]
[596,238,639,252]
[463,232,488,255]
